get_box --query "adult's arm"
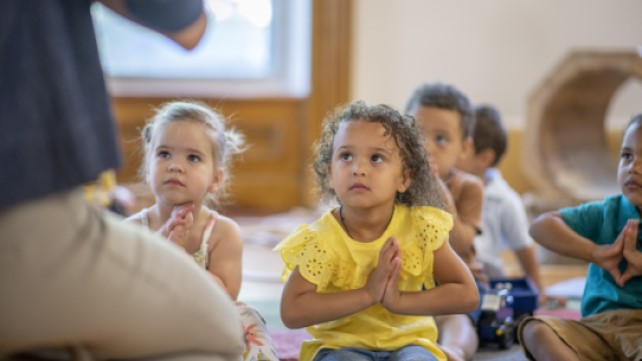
[98,0,207,50]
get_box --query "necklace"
[339,205,354,239]
[339,205,394,240]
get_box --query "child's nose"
[168,161,184,173]
[352,158,367,175]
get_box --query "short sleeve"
[273,224,335,289]
[402,207,453,277]
[559,200,605,242]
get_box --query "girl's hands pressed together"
[381,248,402,312]
[159,202,195,248]
[365,237,401,304]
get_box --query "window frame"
[95,0,312,98]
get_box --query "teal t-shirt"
[560,194,642,317]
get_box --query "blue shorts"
[313,345,438,361]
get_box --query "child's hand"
[381,252,402,312]
[619,219,642,286]
[159,203,195,248]
[364,237,400,304]
[591,219,628,284]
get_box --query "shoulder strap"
[201,211,217,253]
[141,208,149,228]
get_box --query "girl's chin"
[161,196,192,206]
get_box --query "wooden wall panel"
[113,98,307,211]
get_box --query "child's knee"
[520,319,551,345]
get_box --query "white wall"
[351,0,642,130]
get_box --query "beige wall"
[351,0,642,194]
[498,130,623,195]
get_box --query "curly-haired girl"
[275,100,479,361]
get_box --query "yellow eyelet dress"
[274,204,453,361]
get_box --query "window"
[92,0,311,98]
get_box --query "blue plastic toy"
[477,277,539,349]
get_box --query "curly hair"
[139,100,245,207]
[405,82,475,139]
[313,100,446,209]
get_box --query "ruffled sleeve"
[399,206,453,279]
[273,224,335,289]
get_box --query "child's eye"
[339,152,352,161]
[188,154,201,162]
[435,135,448,145]
[157,150,170,159]
[371,154,383,163]
[621,152,633,161]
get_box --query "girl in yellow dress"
[275,100,479,361]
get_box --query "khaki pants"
[519,309,642,361]
[0,189,244,361]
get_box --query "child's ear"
[398,171,412,193]
[460,136,475,161]
[208,168,225,193]
[479,148,497,169]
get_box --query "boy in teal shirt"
[520,114,642,360]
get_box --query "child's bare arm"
[514,245,548,304]
[382,240,478,316]
[447,177,483,264]
[530,211,602,262]
[280,268,378,329]
[207,216,243,300]
[281,237,400,329]
[530,211,628,283]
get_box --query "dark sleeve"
[125,0,203,32]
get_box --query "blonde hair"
[139,100,245,207]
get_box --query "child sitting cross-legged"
[406,82,486,361]
[275,100,479,361]
[125,100,278,361]
[519,113,642,360]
